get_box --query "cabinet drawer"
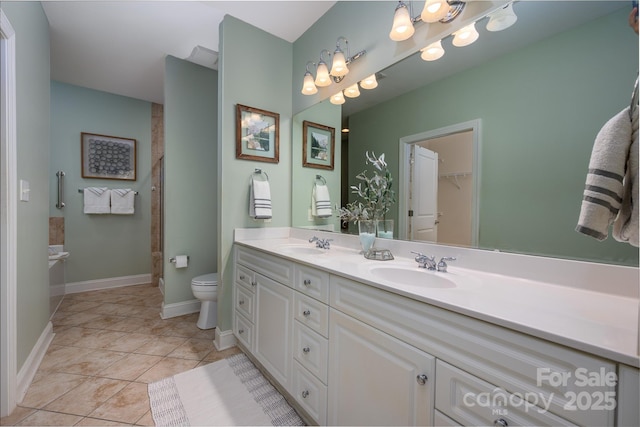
[293,292,329,338]
[235,282,255,322]
[292,360,327,426]
[234,312,253,350]
[294,264,329,303]
[236,264,255,289]
[293,321,328,384]
[330,275,615,426]
[434,410,462,426]
[436,360,577,427]
[237,246,292,286]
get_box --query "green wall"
[2,2,51,371]
[348,7,639,265]
[163,56,218,305]
[218,16,293,331]
[50,81,152,283]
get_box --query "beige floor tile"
[108,317,160,334]
[0,406,35,426]
[130,306,161,320]
[81,314,130,331]
[88,382,150,424]
[134,410,154,426]
[44,377,129,416]
[53,310,103,327]
[55,349,126,376]
[135,357,199,384]
[54,328,127,349]
[99,333,156,353]
[133,336,187,357]
[202,345,242,363]
[97,353,163,381]
[166,338,215,360]
[38,345,95,372]
[20,372,87,409]
[58,300,102,313]
[76,417,133,426]
[191,327,216,340]
[15,409,83,426]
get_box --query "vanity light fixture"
[301,61,318,95]
[315,50,332,87]
[359,74,378,90]
[389,1,416,41]
[486,2,517,32]
[344,83,361,98]
[329,90,346,105]
[452,22,479,47]
[420,40,445,61]
[420,0,449,23]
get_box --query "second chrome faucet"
[412,251,456,272]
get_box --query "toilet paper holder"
[169,256,189,263]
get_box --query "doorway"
[398,119,481,247]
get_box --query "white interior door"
[410,146,438,242]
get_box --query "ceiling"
[42,1,627,109]
[42,1,336,104]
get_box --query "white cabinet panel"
[235,282,255,322]
[292,360,328,426]
[293,264,329,303]
[293,292,329,338]
[234,312,253,350]
[328,309,435,426]
[237,247,292,286]
[293,320,328,384]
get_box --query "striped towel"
[250,178,272,219]
[312,183,332,218]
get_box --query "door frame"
[397,119,481,244]
[0,8,17,418]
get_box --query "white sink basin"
[48,251,70,261]
[277,244,328,256]
[369,266,456,288]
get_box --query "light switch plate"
[19,180,30,202]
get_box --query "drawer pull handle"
[251,281,256,287]
[494,419,508,427]
[238,329,245,334]
[303,279,311,286]
[239,300,245,305]
[416,374,428,385]
[303,347,310,353]
[239,274,245,280]
[303,310,311,317]
[301,390,309,398]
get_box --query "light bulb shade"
[452,23,479,47]
[301,72,318,95]
[420,0,449,23]
[389,2,415,41]
[330,49,348,77]
[420,40,445,61]
[330,91,345,105]
[315,62,331,87]
[360,74,378,90]
[486,3,517,32]
[344,83,360,98]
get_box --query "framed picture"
[303,120,335,170]
[81,132,136,180]
[236,104,280,163]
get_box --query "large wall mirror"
[292,1,639,266]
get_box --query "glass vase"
[358,220,376,253]
[376,219,394,239]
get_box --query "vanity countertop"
[235,229,639,367]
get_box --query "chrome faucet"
[411,251,436,270]
[437,257,456,272]
[309,236,332,249]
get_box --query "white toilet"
[190,273,218,329]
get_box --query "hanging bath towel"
[312,183,332,218]
[111,189,135,214]
[250,178,272,219]
[83,187,110,214]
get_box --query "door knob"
[416,374,428,385]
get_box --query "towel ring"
[315,175,327,185]
[253,168,269,181]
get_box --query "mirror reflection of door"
[406,130,474,246]
[409,145,438,242]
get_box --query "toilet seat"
[192,273,218,286]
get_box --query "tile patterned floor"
[1,284,240,426]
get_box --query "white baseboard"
[214,328,237,351]
[65,274,152,294]
[161,299,200,319]
[17,322,54,404]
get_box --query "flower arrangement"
[339,151,396,223]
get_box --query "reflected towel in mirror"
[312,184,332,218]
[250,178,272,219]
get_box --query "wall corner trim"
[16,322,54,404]
[214,328,236,351]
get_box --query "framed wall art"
[236,104,280,163]
[81,132,137,180]
[303,120,335,170]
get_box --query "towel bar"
[253,168,269,181]
[56,171,65,209]
[78,189,139,195]
[315,175,326,185]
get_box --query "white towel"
[83,187,110,214]
[576,107,637,246]
[312,184,332,218]
[111,188,135,215]
[250,178,272,219]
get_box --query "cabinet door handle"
[302,347,310,353]
[493,419,508,427]
[239,300,245,305]
[301,390,309,398]
[416,374,428,385]
[238,329,245,334]
[239,274,245,280]
[303,279,311,286]
[303,310,311,317]
[251,281,256,287]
